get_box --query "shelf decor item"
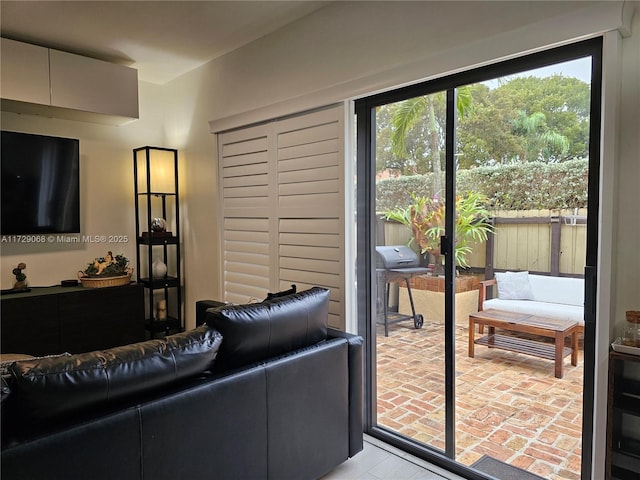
[156,299,167,320]
[152,258,167,279]
[12,262,28,291]
[133,146,182,338]
[622,310,640,348]
[78,252,132,288]
[151,217,167,232]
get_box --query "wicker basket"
[77,269,133,288]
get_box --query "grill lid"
[375,245,421,269]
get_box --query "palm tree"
[511,111,570,162]
[390,88,473,195]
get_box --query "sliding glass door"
[356,38,601,480]
[373,88,452,456]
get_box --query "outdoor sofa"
[478,271,585,330]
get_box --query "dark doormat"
[471,455,546,480]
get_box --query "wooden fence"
[379,209,587,278]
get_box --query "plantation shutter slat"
[279,165,340,183]
[279,179,339,196]
[279,152,338,171]
[278,139,340,160]
[279,245,341,261]
[278,193,340,211]
[221,135,268,157]
[279,233,341,248]
[223,174,269,188]
[218,105,345,328]
[279,218,341,234]
[278,122,338,148]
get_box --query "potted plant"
[78,251,132,288]
[384,191,493,274]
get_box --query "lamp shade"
[134,147,176,194]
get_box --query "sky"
[484,57,592,88]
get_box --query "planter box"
[398,275,479,328]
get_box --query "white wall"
[207,0,629,131]
[0,80,165,288]
[615,5,640,337]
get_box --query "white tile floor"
[321,436,467,480]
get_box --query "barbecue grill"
[375,245,429,336]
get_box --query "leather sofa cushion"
[8,326,222,420]
[206,287,329,372]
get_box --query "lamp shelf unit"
[606,351,640,479]
[133,146,183,338]
[138,234,179,245]
[145,316,181,335]
[138,276,181,289]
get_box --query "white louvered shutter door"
[218,105,345,329]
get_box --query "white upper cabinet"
[0,38,139,124]
[49,49,138,119]
[1,38,51,105]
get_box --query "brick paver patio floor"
[376,320,584,480]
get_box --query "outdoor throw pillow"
[495,271,534,300]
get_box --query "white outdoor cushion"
[495,271,533,300]
[528,275,584,306]
[483,298,584,325]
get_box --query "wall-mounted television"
[1,131,80,235]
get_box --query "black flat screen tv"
[1,131,80,235]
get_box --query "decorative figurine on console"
[12,263,27,291]
[92,251,117,275]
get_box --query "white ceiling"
[0,1,330,85]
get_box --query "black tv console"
[1,284,145,356]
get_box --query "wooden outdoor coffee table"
[468,309,580,378]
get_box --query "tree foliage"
[376,75,591,174]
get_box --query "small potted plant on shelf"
[78,251,132,288]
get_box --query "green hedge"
[376,159,588,212]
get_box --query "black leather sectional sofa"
[1,287,364,480]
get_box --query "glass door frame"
[355,37,602,479]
